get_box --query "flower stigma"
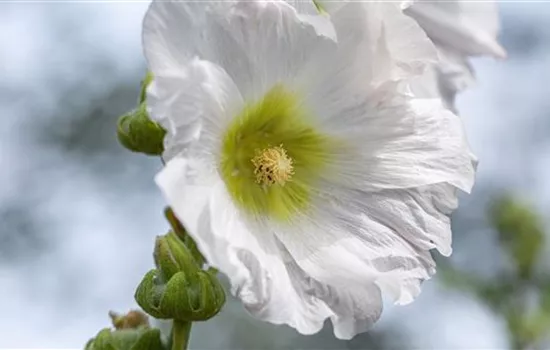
[252,145,294,186]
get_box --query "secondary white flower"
[294,0,506,111]
[144,0,476,339]
[404,0,507,110]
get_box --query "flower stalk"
[172,320,192,350]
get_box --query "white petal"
[301,1,438,84]
[210,182,335,335]
[295,4,471,193]
[142,1,212,73]
[349,96,475,192]
[409,47,476,112]
[317,281,383,339]
[312,80,475,192]
[146,66,204,161]
[435,46,476,96]
[273,182,465,304]
[279,247,384,340]
[404,0,506,59]
[145,0,334,103]
[264,181,453,305]
[148,56,244,162]
[377,2,438,79]
[155,157,214,240]
[361,183,458,257]
[270,196,437,305]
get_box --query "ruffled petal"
[308,77,475,192]
[409,47,475,112]
[435,45,476,97]
[403,0,505,111]
[278,246,384,340]
[284,4,475,192]
[341,95,475,192]
[143,1,213,73]
[298,1,438,83]
[147,53,245,161]
[146,65,204,161]
[269,191,437,305]
[325,283,383,340]
[208,181,335,334]
[375,2,438,80]
[265,180,460,306]
[404,0,506,59]
[145,0,334,103]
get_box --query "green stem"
[172,320,192,350]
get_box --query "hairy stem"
[172,320,192,350]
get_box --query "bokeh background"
[1,1,550,349]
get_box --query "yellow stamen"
[251,145,294,186]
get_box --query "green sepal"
[116,102,166,156]
[139,71,154,105]
[85,327,163,350]
[312,0,327,14]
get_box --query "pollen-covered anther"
[251,145,294,186]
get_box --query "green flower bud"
[154,231,199,281]
[164,207,205,267]
[490,195,544,279]
[135,231,225,322]
[85,327,163,350]
[117,102,166,156]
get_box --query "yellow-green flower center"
[219,85,338,222]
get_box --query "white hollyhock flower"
[144,0,476,339]
[404,0,507,111]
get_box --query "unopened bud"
[85,326,162,350]
[164,207,205,266]
[117,103,166,156]
[135,231,225,322]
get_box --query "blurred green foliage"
[440,195,550,349]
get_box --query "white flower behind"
[298,0,506,111]
[143,0,476,339]
[404,0,507,111]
